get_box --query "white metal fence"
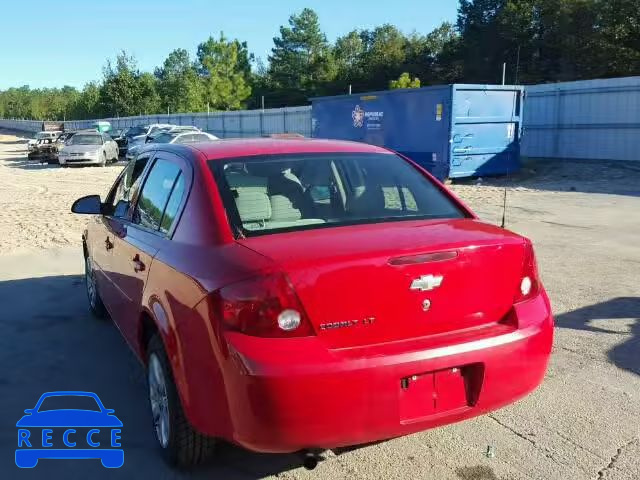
[522,76,640,161]
[4,77,640,162]
[0,106,312,138]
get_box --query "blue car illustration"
[16,391,123,468]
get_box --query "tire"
[85,254,106,318]
[147,335,216,468]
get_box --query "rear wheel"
[147,335,216,468]
[85,254,106,318]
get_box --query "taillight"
[216,273,316,338]
[514,240,540,303]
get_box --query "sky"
[0,0,458,90]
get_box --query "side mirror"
[24,409,34,414]
[71,195,102,214]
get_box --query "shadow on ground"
[0,274,312,479]
[452,159,640,197]
[555,297,640,376]
[2,156,60,170]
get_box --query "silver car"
[58,131,119,167]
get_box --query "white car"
[124,123,176,149]
[58,131,119,167]
[126,131,218,160]
[28,131,62,151]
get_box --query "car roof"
[186,138,392,160]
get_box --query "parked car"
[58,130,119,167]
[27,131,62,152]
[27,138,59,163]
[57,131,76,144]
[125,130,217,160]
[109,128,127,157]
[123,124,175,151]
[71,139,553,468]
[27,131,78,164]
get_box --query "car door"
[90,167,129,308]
[96,154,153,319]
[110,136,118,158]
[101,133,113,159]
[107,152,188,348]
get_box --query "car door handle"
[105,237,114,250]
[132,254,145,273]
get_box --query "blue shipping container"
[311,84,523,179]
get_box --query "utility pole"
[348,84,352,95]
[207,102,210,115]
[502,62,506,85]
[261,96,265,112]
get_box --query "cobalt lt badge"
[410,274,444,292]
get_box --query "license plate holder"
[399,366,477,422]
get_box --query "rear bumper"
[59,157,101,166]
[219,293,554,453]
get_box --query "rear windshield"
[126,126,147,137]
[69,134,102,145]
[211,153,466,237]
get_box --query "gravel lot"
[0,130,638,479]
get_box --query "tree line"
[1,0,638,121]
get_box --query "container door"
[449,85,522,178]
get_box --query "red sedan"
[72,138,553,468]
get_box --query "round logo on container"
[352,105,364,128]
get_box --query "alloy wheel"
[149,353,170,448]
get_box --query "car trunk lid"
[239,219,526,348]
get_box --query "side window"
[133,159,181,232]
[159,173,185,234]
[107,157,149,217]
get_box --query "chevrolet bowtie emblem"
[410,274,443,292]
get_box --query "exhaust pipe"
[302,450,321,470]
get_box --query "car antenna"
[501,83,520,230]
[500,186,507,228]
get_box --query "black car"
[109,128,128,157]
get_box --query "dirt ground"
[0,129,638,479]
